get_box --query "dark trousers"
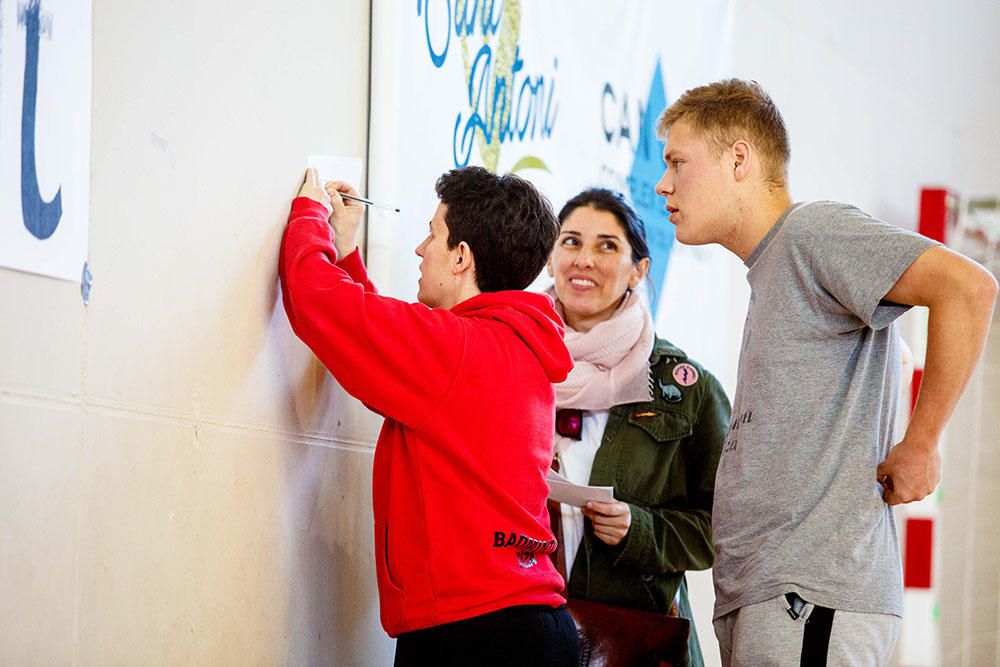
[394,604,579,667]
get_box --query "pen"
[339,192,401,213]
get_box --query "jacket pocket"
[615,409,693,504]
[377,521,405,593]
[626,408,693,442]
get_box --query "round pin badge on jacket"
[673,363,699,387]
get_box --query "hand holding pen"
[324,178,367,259]
[298,168,400,258]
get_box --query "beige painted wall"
[0,1,392,664]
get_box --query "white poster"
[367,1,735,378]
[0,0,91,282]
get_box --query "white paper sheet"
[307,155,363,189]
[546,468,615,507]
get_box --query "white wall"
[726,0,1000,227]
[937,306,1000,666]
[0,1,392,664]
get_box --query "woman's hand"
[582,500,632,546]
[325,180,364,259]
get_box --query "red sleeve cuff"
[291,196,332,219]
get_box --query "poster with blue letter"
[0,0,91,282]
[367,1,735,377]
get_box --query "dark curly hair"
[435,167,559,293]
[557,188,650,263]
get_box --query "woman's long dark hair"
[557,189,650,264]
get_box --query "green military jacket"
[567,337,730,614]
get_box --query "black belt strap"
[800,601,836,666]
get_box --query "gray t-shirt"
[713,201,939,619]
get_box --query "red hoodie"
[279,198,573,636]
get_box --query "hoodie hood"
[452,290,573,383]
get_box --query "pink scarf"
[550,288,654,410]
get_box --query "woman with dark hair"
[546,188,730,666]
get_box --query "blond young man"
[655,79,997,665]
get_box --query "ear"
[453,241,476,276]
[546,256,554,278]
[732,140,752,182]
[629,257,651,288]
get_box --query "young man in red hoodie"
[280,166,578,666]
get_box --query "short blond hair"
[657,79,790,189]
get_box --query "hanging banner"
[0,0,91,282]
[369,1,731,307]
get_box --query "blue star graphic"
[626,59,672,318]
